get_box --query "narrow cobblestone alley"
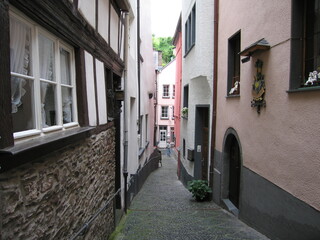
[111,153,269,240]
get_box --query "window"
[161,106,169,119]
[145,114,148,143]
[163,84,169,98]
[290,0,320,90]
[10,12,77,139]
[185,4,196,54]
[172,84,175,98]
[183,85,189,108]
[139,115,143,147]
[183,138,186,158]
[171,106,175,119]
[227,31,241,95]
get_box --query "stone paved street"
[111,154,269,240]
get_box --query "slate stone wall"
[0,128,116,240]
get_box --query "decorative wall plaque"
[251,59,266,114]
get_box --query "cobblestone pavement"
[112,154,269,240]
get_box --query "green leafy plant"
[152,35,175,66]
[187,180,212,201]
[181,107,188,117]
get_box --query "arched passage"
[221,128,242,209]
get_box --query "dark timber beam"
[0,0,14,148]
[10,0,124,76]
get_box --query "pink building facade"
[156,59,176,149]
[213,0,320,239]
[173,15,182,157]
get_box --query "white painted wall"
[98,0,110,42]
[95,59,108,125]
[123,0,155,175]
[84,51,97,126]
[180,0,214,176]
[78,0,96,28]
[110,6,119,54]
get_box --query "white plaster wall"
[98,0,109,42]
[95,59,108,125]
[110,6,119,54]
[78,0,96,28]
[84,51,97,126]
[180,0,214,175]
[216,0,320,211]
[126,3,138,175]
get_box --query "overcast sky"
[150,0,181,38]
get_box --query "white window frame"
[10,10,78,140]
[161,106,169,119]
[162,84,169,98]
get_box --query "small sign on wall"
[197,145,201,152]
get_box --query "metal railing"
[69,188,121,240]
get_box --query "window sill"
[226,94,240,98]
[160,117,169,120]
[184,43,195,58]
[162,96,170,99]
[0,126,93,173]
[287,86,320,93]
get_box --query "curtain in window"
[60,49,73,123]
[10,17,30,113]
[39,34,54,127]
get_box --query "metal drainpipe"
[123,11,129,214]
[210,0,219,189]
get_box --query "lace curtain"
[10,17,30,113]
[60,49,73,123]
[39,34,54,127]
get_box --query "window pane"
[61,86,73,123]
[60,48,71,85]
[39,34,55,81]
[9,16,32,76]
[41,82,57,127]
[12,77,35,132]
[163,85,169,97]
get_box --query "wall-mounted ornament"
[251,59,266,114]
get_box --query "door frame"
[221,128,242,210]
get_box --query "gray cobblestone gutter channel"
[111,154,269,240]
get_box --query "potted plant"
[181,107,188,118]
[187,180,212,201]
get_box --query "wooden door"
[229,137,241,208]
[201,127,209,181]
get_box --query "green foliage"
[152,35,175,66]
[187,180,212,201]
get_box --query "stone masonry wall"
[0,128,116,240]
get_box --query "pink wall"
[216,0,320,211]
[174,31,182,148]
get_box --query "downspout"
[137,0,141,134]
[210,0,219,189]
[123,11,129,214]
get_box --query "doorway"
[222,129,242,210]
[228,135,241,208]
[194,106,210,181]
[159,126,167,148]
